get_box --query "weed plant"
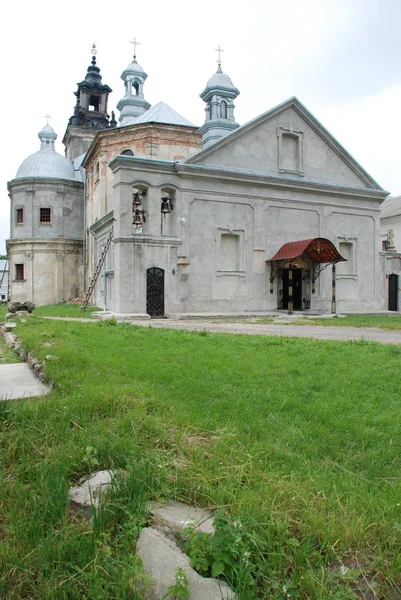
[0,317,400,598]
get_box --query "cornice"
[175,164,388,201]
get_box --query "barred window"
[40,207,51,224]
[15,264,24,280]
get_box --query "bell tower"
[63,44,115,161]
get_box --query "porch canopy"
[268,237,345,264]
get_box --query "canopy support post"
[288,264,293,315]
[331,263,336,314]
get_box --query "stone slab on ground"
[68,470,116,509]
[0,363,50,400]
[136,527,236,600]
[147,500,215,535]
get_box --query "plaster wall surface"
[7,239,83,306]
[8,179,84,241]
[94,157,386,315]
[196,106,372,189]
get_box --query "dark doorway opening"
[388,274,398,311]
[146,267,165,317]
[282,269,303,310]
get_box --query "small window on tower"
[220,101,227,119]
[40,207,51,224]
[121,149,134,156]
[15,264,24,281]
[89,95,100,112]
[16,208,24,225]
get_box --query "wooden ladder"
[0,260,8,290]
[81,228,113,312]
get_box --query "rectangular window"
[15,264,24,281]
[40,207,51,224]
[16,208,24,224]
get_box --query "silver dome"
[206,70,235,89]
[15,124,76,181]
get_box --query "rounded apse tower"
[7,123,84,306]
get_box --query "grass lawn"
[34,303,101,319]
[1,318,401,599]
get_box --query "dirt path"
[43,317,401,345]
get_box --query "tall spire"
[117,41,151,126]
[199,49,240,148]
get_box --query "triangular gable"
[184,97,383,191]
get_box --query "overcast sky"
[1,0,401,254]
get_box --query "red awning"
[268,238,346,264]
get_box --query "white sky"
[1,0,400,254]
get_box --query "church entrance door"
[388,274,398,311]
[146,267,165,317]
[282,269,303,310]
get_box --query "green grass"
[34,303,101,318]
[1,318,401,598]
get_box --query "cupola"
[199,49,240,148]
[117,40,151,126]
[16,122,76,181]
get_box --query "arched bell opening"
[132,184,148,233]
[160,186,176,236]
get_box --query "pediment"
[185,98,383,191]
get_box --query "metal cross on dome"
[130,38,140,59]
[215,44,224,66]
[44,114,51,125]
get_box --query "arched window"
[133,81,139,96]
[220,101,227,119]
[121,149,134,156]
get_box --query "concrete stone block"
[147,500,215,536]
[68,470,116,509]
[136,528,236,600]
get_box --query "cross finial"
[44,114,51,125]
[130,38,140,60]
[91,43,97,55]
[215,45,224,67]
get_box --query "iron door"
[282,269,303,310]
[388,274,398,311]
[146,267,165,317]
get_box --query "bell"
[133,210,142,226]
[134,192,142,206]
[161,197,171,215]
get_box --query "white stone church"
[7,46,400,315]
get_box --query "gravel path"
[43,317,401,345]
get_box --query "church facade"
[7,47,394,314]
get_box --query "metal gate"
[146,267,165,317]
[388,274,398,311]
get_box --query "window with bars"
[15,264,24,281]
[16,208,24,224]
[40,207,51,224]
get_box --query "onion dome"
[15,124,75,180]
